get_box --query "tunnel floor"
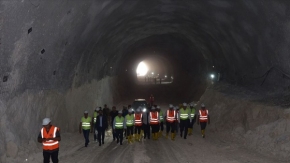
[28,125,281,163]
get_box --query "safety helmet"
[151,106,156,110]
[157,106,160,109]
[84,110,88,114]
[201,103,205,107]
[183,103,187,106]
[42,118,51,125]
[169,104,173,108]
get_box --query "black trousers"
[188,117,196,129]
[200,122,207,130]
[142,123,150,139]
[166,122,175,133]
[151,124,159,133]
[43,150,58,163]
[82,129,90,146]
[180,119,189,137]
[97,127,105,144]
[111,125,116,140]
[93,124,97,141]
[116,129,124,144]
[159,121,164,131]
[127,126,134,136]
[135,126,142,134]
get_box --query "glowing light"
[136,61,148,76]
[210,74,215,79]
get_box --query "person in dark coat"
[95,110,108,146]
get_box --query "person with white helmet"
[149,106,160,140]
[79,111,93,147]
[93,107,100,142]
[188,103,196,136]
[157,106,164,138]
[197,103,210,138]
[134,107,143,141]
[165,104,177,140]
[38,118,61,163]
[125,108,135,143]
[179,103,192,139]
[113,110,126,145]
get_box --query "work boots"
[188,128,192,136]
[201,130,205,138]
[166,133,169,139]
[171,133,175,141]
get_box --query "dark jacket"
[95,115,108,129]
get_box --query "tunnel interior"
[1,0,290,162]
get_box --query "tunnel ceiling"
[2,0,290,97]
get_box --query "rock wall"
[0,76,119,163]
[198,85,290,159]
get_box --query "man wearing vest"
[197,103,210,138]
[166,104,176,140]
[79,111,92,147]
[149,106,160,140]
[134,107,143,141]
[157,106,164,137]
[125,109,135,143]
[178,103,192,139]
[113,110,126,145]
[38,118,61,163]
[188,103,196,136]
[95,110,108,146]
[92,107,99,142]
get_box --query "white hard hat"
[157,106,160,109]
[128,109,133,113]
[190,103,194,107]
[84,110,88,114]
[169,104,173,108]
[95,107,100,111]
[151,106,156,110]
[136,108,141,112]
[201,103,205,107]
[118,110,122,114]
[183,103,187,106]
[42,118,51,125]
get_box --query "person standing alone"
[38,118,61,163]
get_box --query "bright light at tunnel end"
[210,74,215,79]
[136,61,149,76]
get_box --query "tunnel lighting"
[110,67,112,69]
[213,66,215,68]
[210,74,215,79]
[152,72,154,75]
[136,61,148,76]
[165,75,167,78]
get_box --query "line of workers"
[79,103,210,146]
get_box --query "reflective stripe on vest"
[93,112,98,123]
[190,108,196,118]
[150,112,159,124]
[126,114,134,126]
[81,117,91,130]
[199,110,208,122]
[115,116,124,129]
[166,109,176,123]
[159,111,164,122]
[134,113,142,126]
[41,126,59,150]
[180,109,189,120]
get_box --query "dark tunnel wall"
[1,0,290,161]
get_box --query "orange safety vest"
[199,109,208,122]
[166,109,176,123]
[41,126,59,151]
[134,113,143,126]
[150,112,159,125]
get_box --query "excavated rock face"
[1,0,290,161]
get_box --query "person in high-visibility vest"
[125,109,135,143]
[188,103,196,136]
[197,103,210,138]
[38,118,61,163]
[157,106,164,137]
[166,104,176,140]
[178,103,192,139]
[92,107,99,142]
[113,110,126,145]
[149,106,160,140]
[134,107,143,141]
[79,111,92,147]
